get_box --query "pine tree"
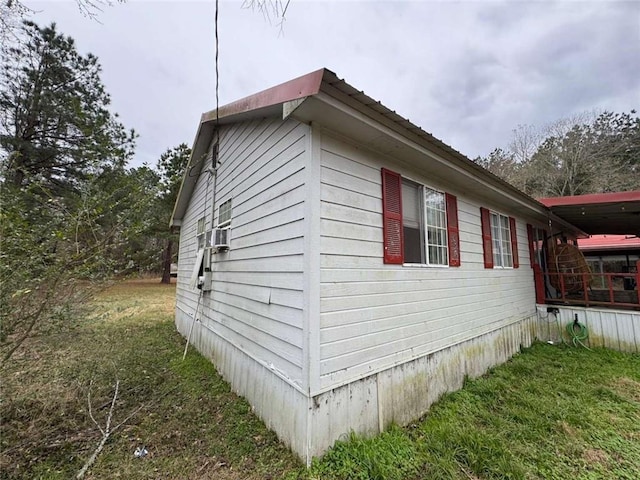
[0,21,136,194]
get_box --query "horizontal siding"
[232,195,306,245]
[220,237,304,262]
[318,132,536,391]
[209,271,302,291]
[176,117,309,388]
[200,306,302,370]
[176,161,211,308]
[321,280,529,317]
[211,255,303,273]
[212,280,303,310]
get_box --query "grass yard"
[1,279,638,479]
[0,280,301,480]
[313,346,640,480]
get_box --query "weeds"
[312,427,420,480]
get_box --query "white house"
[170,68,582,463]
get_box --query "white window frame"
[402,180,448,267]
[217,199,232,227]
[196,217,206,249]
[490,211,513,268]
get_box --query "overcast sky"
[25,0,640,168]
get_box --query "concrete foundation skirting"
[177,308,537,464]
[307,314,536,459]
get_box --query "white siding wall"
[176,117,310,391]
[318,132,536,392]
[176,308,310,459]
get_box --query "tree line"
[474,110,639,198]
[0,21,189,364]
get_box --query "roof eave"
[169,120,215,227]
[316,70,568,230]
[171,69,330,227]
[294,78,585,236]
[201,68,326,124]
[171,68,588,238]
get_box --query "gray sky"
[26,0,640,168]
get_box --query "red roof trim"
[539,191,640,207]
[201,69,326,123]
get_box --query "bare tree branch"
[76,379,179,479]
[242,0,292,33]
[86,380,105,436]
[76,379,120,480]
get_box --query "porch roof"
[539,191,640,236]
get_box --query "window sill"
[402,263,450,269]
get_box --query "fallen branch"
[76,380,179,479]
[76,379,145,479]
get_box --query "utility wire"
[215,0,220,152]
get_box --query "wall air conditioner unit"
[214,227,230,251]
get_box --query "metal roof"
[578,235,640,252]
[170,68,582,236]
[196,68,546,211]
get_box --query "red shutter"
[526,224,535,268]
[480,207,493,269]
[381,168,403,264]
[533,264,545,304]
[509,217,519,268]
[445,193,461,267]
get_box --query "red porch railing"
[533,260,640,310]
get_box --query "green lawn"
[312,344,640,480]
[1,279,638,479]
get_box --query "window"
[402,180,448,266]
[381,168,460,266]
[196,217,206,249]
[425,188,449,266]
[480,207,519,269]
[491,212,513,267]
[218,199,232,227]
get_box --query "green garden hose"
[566,316,590,350]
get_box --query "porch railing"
[533,260,640,310]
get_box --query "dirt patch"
[609,377,640,402]
[459,466,481,480]
[582,448,609,466]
